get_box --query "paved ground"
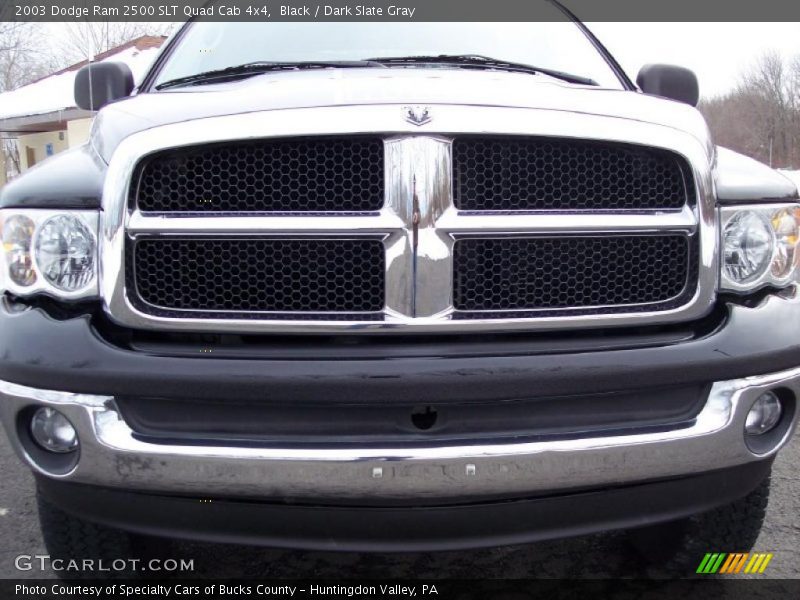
[0,429,797,580]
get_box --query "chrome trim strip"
[383,137,418,318]
[1,365,796,498]
[128,208,696,237]
[127,213,404,235]
[386,135,454,318]
[101,104,717,333]
[438,205,697,234]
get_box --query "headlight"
[0,209,99,300]
[722,211,774,284]
[2,215,36,287]
[35,215,96,292]
[771,207,800,278]
[720,204,800,292]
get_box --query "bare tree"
[739,52,793,166]
[0,22,25,53]
[0,23,56,92]
[2,139,21,177]
[699,51,800,169]
[56,22,172,64]
[0,23,57,182]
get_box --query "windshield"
[152,20,624,90]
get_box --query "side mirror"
[636,64,699,106]
[74,62,134,111]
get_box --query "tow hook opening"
[410,406,438,431]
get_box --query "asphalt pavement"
[0,427,797,580]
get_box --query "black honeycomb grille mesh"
[453,136,692,211]
[453,235,693,313]
[134,137,384,213]
[130,239,385,316]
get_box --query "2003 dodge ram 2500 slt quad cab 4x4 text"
[1,4,799,569]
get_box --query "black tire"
[37,492,166,579]
[626,474,771,573]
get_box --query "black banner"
[3,0,800,23]
[2,580,800,600]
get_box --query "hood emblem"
[404,106,432,126]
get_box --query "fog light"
[30,407,78,453]
[745,391,783,436]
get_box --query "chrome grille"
[134,137,384,213]
[106,106,716,334]
[453,235,695,314]
[453,136,691,211]
[129,238,385,317]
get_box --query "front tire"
[627,473,771,572]
[37,491,165,579]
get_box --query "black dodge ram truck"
[1,3,798,571]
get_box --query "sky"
[588,22,800,98]
[41,21,800,100]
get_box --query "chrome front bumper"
[1,367,798,501]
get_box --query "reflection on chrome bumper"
[1,367,798,501]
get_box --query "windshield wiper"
[364,54,598,86]
[155,60,387,90]
[156,55,598,90]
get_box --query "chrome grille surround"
[101,104,718,334]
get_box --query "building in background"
[0,36,165,185]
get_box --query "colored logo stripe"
[697,552,773,574]
[719,553,749,573]
[745,553,774,574]
[697,553,727,574]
